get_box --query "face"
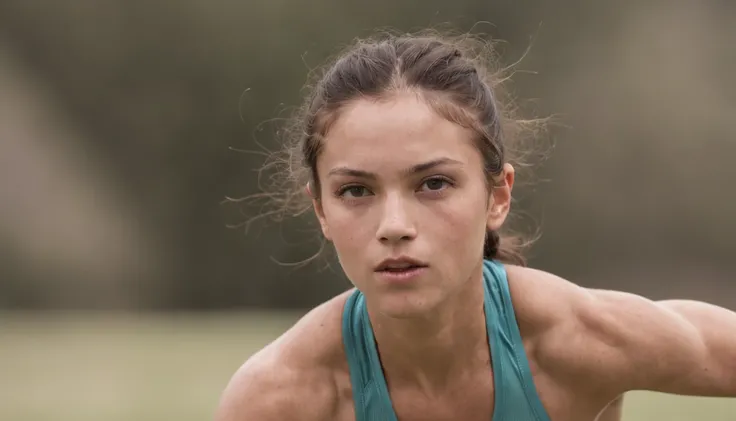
[312,92,514,318]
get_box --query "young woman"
[215,31,736,421]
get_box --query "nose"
[375,193,417,244]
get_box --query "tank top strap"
[483,259,551,421]
[342,290,398,421]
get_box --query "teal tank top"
[341,259,551,421]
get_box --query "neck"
[366,263,488,392]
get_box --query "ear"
[487,163,515,231]
[307,183,332,241]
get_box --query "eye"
[419,176,452,192]
[337,185,372,198]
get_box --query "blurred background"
[1,1,735,420]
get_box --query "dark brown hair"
[247,30,546,266]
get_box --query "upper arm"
[579,290,709,393]
[552,285,736,397]
[214,353,338,421]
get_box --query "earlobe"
[486,207,506,232]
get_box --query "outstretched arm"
[654,298,736,393]
[570,289,736,398]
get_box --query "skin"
[215,92,736,421]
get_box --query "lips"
[375,257,428,272]
[374,257,428,283]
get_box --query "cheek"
[323,211,373,287]
[321,201,372,251]
[431,192,488,252]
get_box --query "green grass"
[0,312,733,421]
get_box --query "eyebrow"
[327,157,463,179]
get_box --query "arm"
[655,298,736,393]
[214,353,338,421]
[568,289,736,397]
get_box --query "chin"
[368,287,444,319]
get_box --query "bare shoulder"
[214,290,354,421]
[504,264,722,398]
[504,265,629,364]
[505,264,636,339]
[503,265,580,335]
[503,265,632,403]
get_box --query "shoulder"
[214,290,355,421]
[503,264,632,360]
[502,265,579,336]
[503,265,701,397]
[503,266,631,393]
[503,264,634,339]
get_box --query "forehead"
[320,93,479,170]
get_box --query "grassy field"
[1,312,734,421]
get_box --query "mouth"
[375,257,429,273]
